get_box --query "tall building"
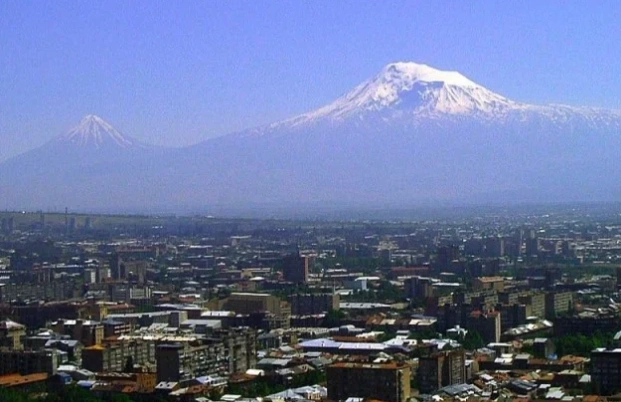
[156,342,228,382]
[436,245,460,270]
[591,348,621,395]
[282,254,310,283]
[418,349,466,393]
[327,362,411,402]
[545,291,574,319]
[289,293,339,315]
[404,276,434,300]
[485,236,505,257]
[110,254,149,284]
[468,310,501,343]
[0,348,58,375]
[82,339,156,373]
[220,328,257,374]
[518,292,546,318]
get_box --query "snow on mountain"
[247,62,621,135]
[309,62,517,117]
[59,114,135,148]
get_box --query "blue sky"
[2,1,621,161]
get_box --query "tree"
[324,308,345,327]
[462,330,485,350]
[0,388,32,402]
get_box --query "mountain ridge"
[2,61,621,212]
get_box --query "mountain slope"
[0,115,167,211]
[2,62,621,212]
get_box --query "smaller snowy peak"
[60,115,134,149]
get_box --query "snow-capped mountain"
[60,114,135,149]
[250,62,621,135]
[0,115,163,211]
[2,62,621,213]
[290,62,519,122]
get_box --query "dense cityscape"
[3,3,621,402]
[1,206,621,401]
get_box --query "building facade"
[327,362,411,402]
[418,349,466,394]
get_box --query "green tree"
[0,388,33,402]
[324,308,345,327]
[462,330,485,350]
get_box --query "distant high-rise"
[418,349,466,393]
[289,293,339,315]
[436,245,460,269]
[282,253,311,283]
[591,349,621,395]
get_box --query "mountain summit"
[268,62,518,129]
[257,62,621,134]
[59,115,135,149]
[316,62,516,116]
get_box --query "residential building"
[282,254,311,283]
[53,319,104,347]
[0,348,58,376]
[418,349,466,393]
[591,348,621,395]
[289,293,339,315]
[545,291,574,319]
[327,362,411,402]
[82,339,155,373]
[155,342,227,382]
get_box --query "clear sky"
[2,1,621,161]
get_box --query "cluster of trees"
[324,308,346,327]
[225,370,326,398]
[323,257,379,274]
[461,330,486,351]
[346,280,404,303]
[0,385,169,402]
[555,332,614,356]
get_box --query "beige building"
[0,319,26,350]
[224,292,291,328]
[473,276,505,292]
[82,339,156,373]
